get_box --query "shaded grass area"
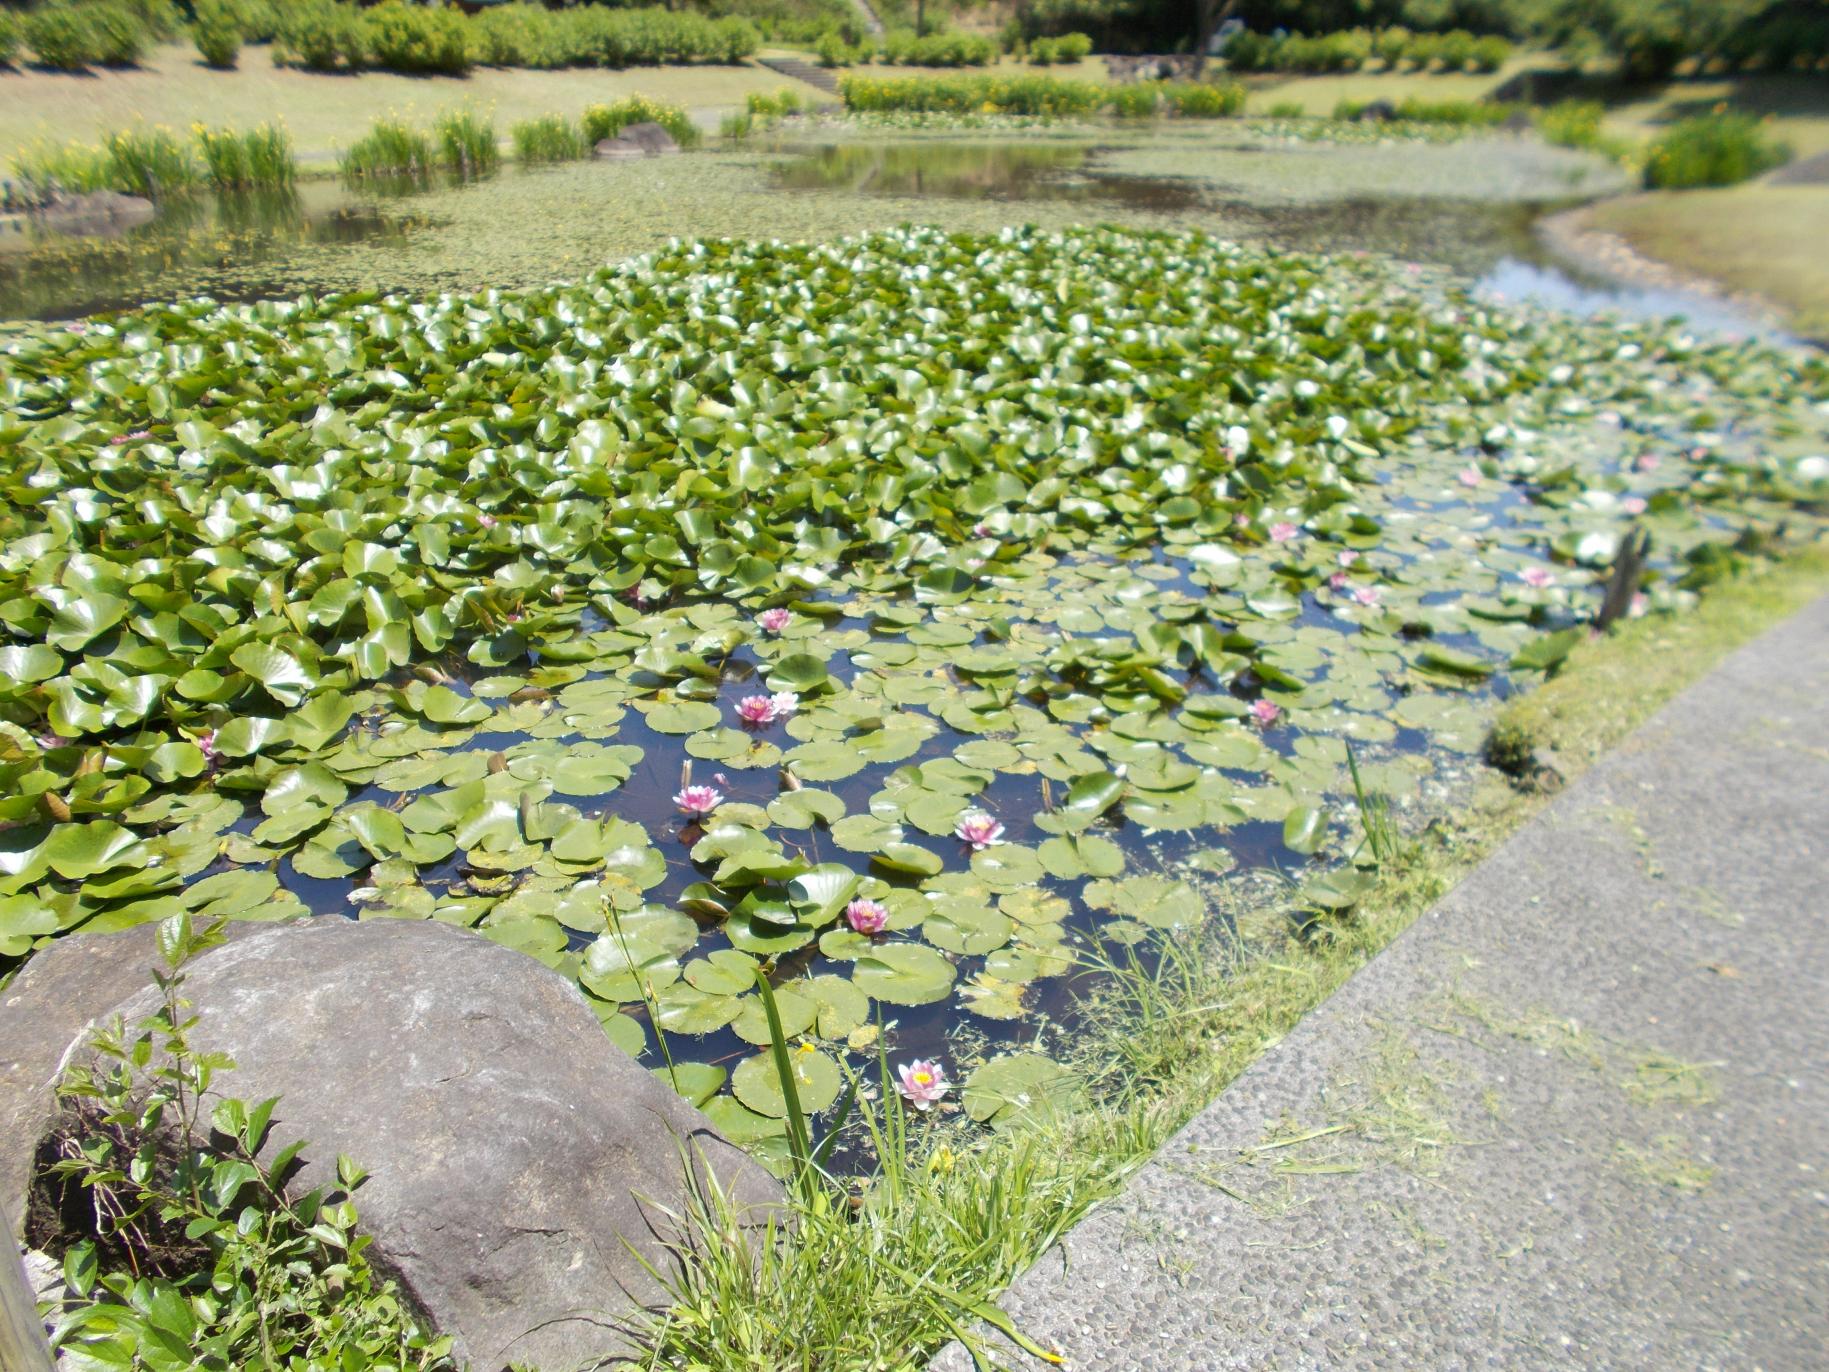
[1585,186,1829,345]
[1238,59,1525,116]
[0,40,794,170]
[637,544,1829,1369]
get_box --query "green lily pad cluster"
[2,225,1824,1146]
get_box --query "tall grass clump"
[582,95,699,148]
[1644,111,1790,189]
[194,122,296,188]
[510,113,587,163]
[101,126,198,197]
[340,116,433,178]
[0,11,20,65]
[10,139,116,195]
[432,108,500,174]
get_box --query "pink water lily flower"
[1329,572,1350,590]
[1269,522,1300,543]
[954,810,1005,850]
[1251,698,1281,726]
[1336,550,1358,568]
[757,608,792,633]
[769,691,799,718]
[673,785,723,816]
[896,1059,951,1111]
[1519,566,1555,588]
[477,513,497,529]
[1633,453,1660,472]
[108,430,151,446]
[735,695,778,725]
[1458,465,1483,487]
[846,898,889,935]
[1621,495,1647,514]
[1353,585,1382,606]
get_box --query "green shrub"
[340,117,432,177]
[362,1,472,74]
[1432,28,1473,70]
[1401,31,1440,68]
[746,86,803,117]
[720,110,754,139]
[195,122,295,187]
[192,0,241,68]
[815,28,851,65]
[1266,99,1307,118]
[582,94,700,147]
[1159,80,1246,118]
[840,71,1108,117]
[103,126,197,196]
[880,26,993,66]
[433,108,498,174]
[1644,111,1790,189]
[1028,31,1089,65]
[1372,25,1409,66]
[24,4,100,68]
[0,11,22,64]
[1534,99,1606,149]
[1105,81,1159,117]
[1469,34,1510,71]
[511,113,587,162]
[275,0,365,71]
[474,2,552,66]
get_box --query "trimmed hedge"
[275,1,757,74]
[840,72,1244,119]
[1225,26,1508,74]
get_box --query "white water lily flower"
[1325,415,1348,440]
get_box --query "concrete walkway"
[936,593,1829,1371]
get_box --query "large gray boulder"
[2,918,780,1372]
[593,121,681,159]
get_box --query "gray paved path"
[935,593,1829,1372]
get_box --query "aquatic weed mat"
[1,225,1824,1162]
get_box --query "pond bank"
[933,571,1829,1371]
[1537,200,1804,343]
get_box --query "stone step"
[758,55,842,96]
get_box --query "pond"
[2,130,1823,1164]
[0,120,1783,342]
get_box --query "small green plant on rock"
[34,914,452,1370]
[1482,719,1539,780]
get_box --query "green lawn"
[1237,58,1529,115]
[1588,185,1829,340]
[0,42,809,170]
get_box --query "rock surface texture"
[1,918,779,1372]
[593,122,681,159]
[934,591,1829,1371]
